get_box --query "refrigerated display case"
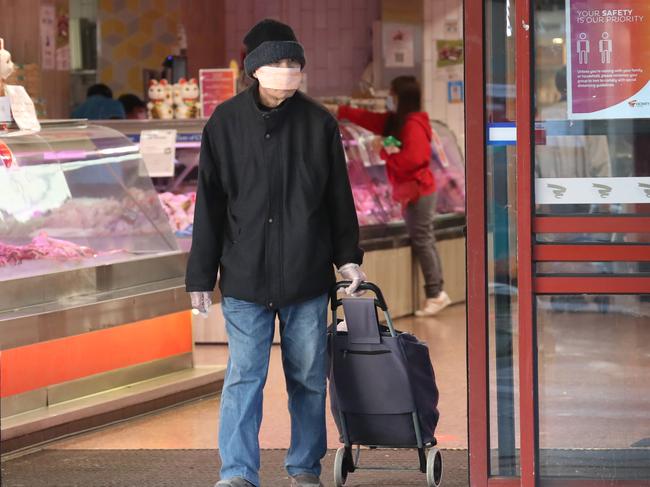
[99,118,466,335]
[101,118,465,232]
[341,119,466,227]
[0,123,180,282]
[0,121,223,454]
[100,119,203,194]
[340,121,404,226]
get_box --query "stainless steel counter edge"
[0,279,200,350]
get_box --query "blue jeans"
[219,293,329,487]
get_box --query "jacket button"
[265,133,271,139]
[268,218,273,223]
[268,302,274,308]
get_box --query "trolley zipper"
[342,349,391,358]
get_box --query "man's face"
[255,58,302,106]
[128,106,148,120]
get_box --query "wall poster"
[567,1,650,119]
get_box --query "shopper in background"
[335,76,451,316]
[71,83,125,120]
[185,19,365,487]
[118,93,147,119]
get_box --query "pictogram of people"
[577,33,590,65]
[599,32,612,64]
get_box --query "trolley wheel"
[426,447,443,487]
[334,447,349,487]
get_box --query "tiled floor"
[49,304,468,451]
[30,296,650,481]
[46,296,650,458]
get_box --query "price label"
[138,129,177,177]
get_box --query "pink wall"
[225,0,381,97]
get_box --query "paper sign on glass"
[567,0,650,119]
[138,129,177,177]
[0,96,11,122]
[4,85,41,132]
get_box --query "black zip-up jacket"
[185,84,364,308]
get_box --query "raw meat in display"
[27,188,168,237]
[340,122,403,225]
[0,231,96,266]
[429,121,466,214]
[340,120,466,220]
[158,191,195,232]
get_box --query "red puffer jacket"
[337,105,435,205]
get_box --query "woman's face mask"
[256,66,302,91]
[385,94,396,112]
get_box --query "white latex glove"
[190,291,212,318]
[337,263,367,296]
[384,145,401,155]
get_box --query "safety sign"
[567,0,650,119]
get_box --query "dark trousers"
[404,193,444,299]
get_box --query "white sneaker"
[415,291,452,317]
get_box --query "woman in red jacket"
[337,76,451,316]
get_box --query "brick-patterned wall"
[225,0,380,97]
[98,0,181,97]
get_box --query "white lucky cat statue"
[172,81,183,115]
[146,79,173,119]
[174,78,199,119]
[0,38,15,96]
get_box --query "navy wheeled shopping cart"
[328,281,443,487]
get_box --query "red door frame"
[515,1,537,486]
[464,0,490,485]
[465,1,650,486]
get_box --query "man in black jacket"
[185,19,365,487]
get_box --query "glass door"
[466,0,650,485]
[533,0,650,483]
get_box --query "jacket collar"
[247,81,297,130]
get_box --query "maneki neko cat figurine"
[0,38,15,97]
[173,78,199,119]
[147,79,173,119]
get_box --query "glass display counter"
[0,123,179,286]
[0,123,214,453]
[99,119,465,238]
[340,121,404,226]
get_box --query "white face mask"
[385,95,396,112]
[256,66,302,91]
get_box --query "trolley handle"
[330,280,389,312]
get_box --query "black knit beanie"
[243,19,306,77]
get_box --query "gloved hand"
[190,291,212,318]
[337,263,367,296]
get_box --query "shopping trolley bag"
[327,281,443,487]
